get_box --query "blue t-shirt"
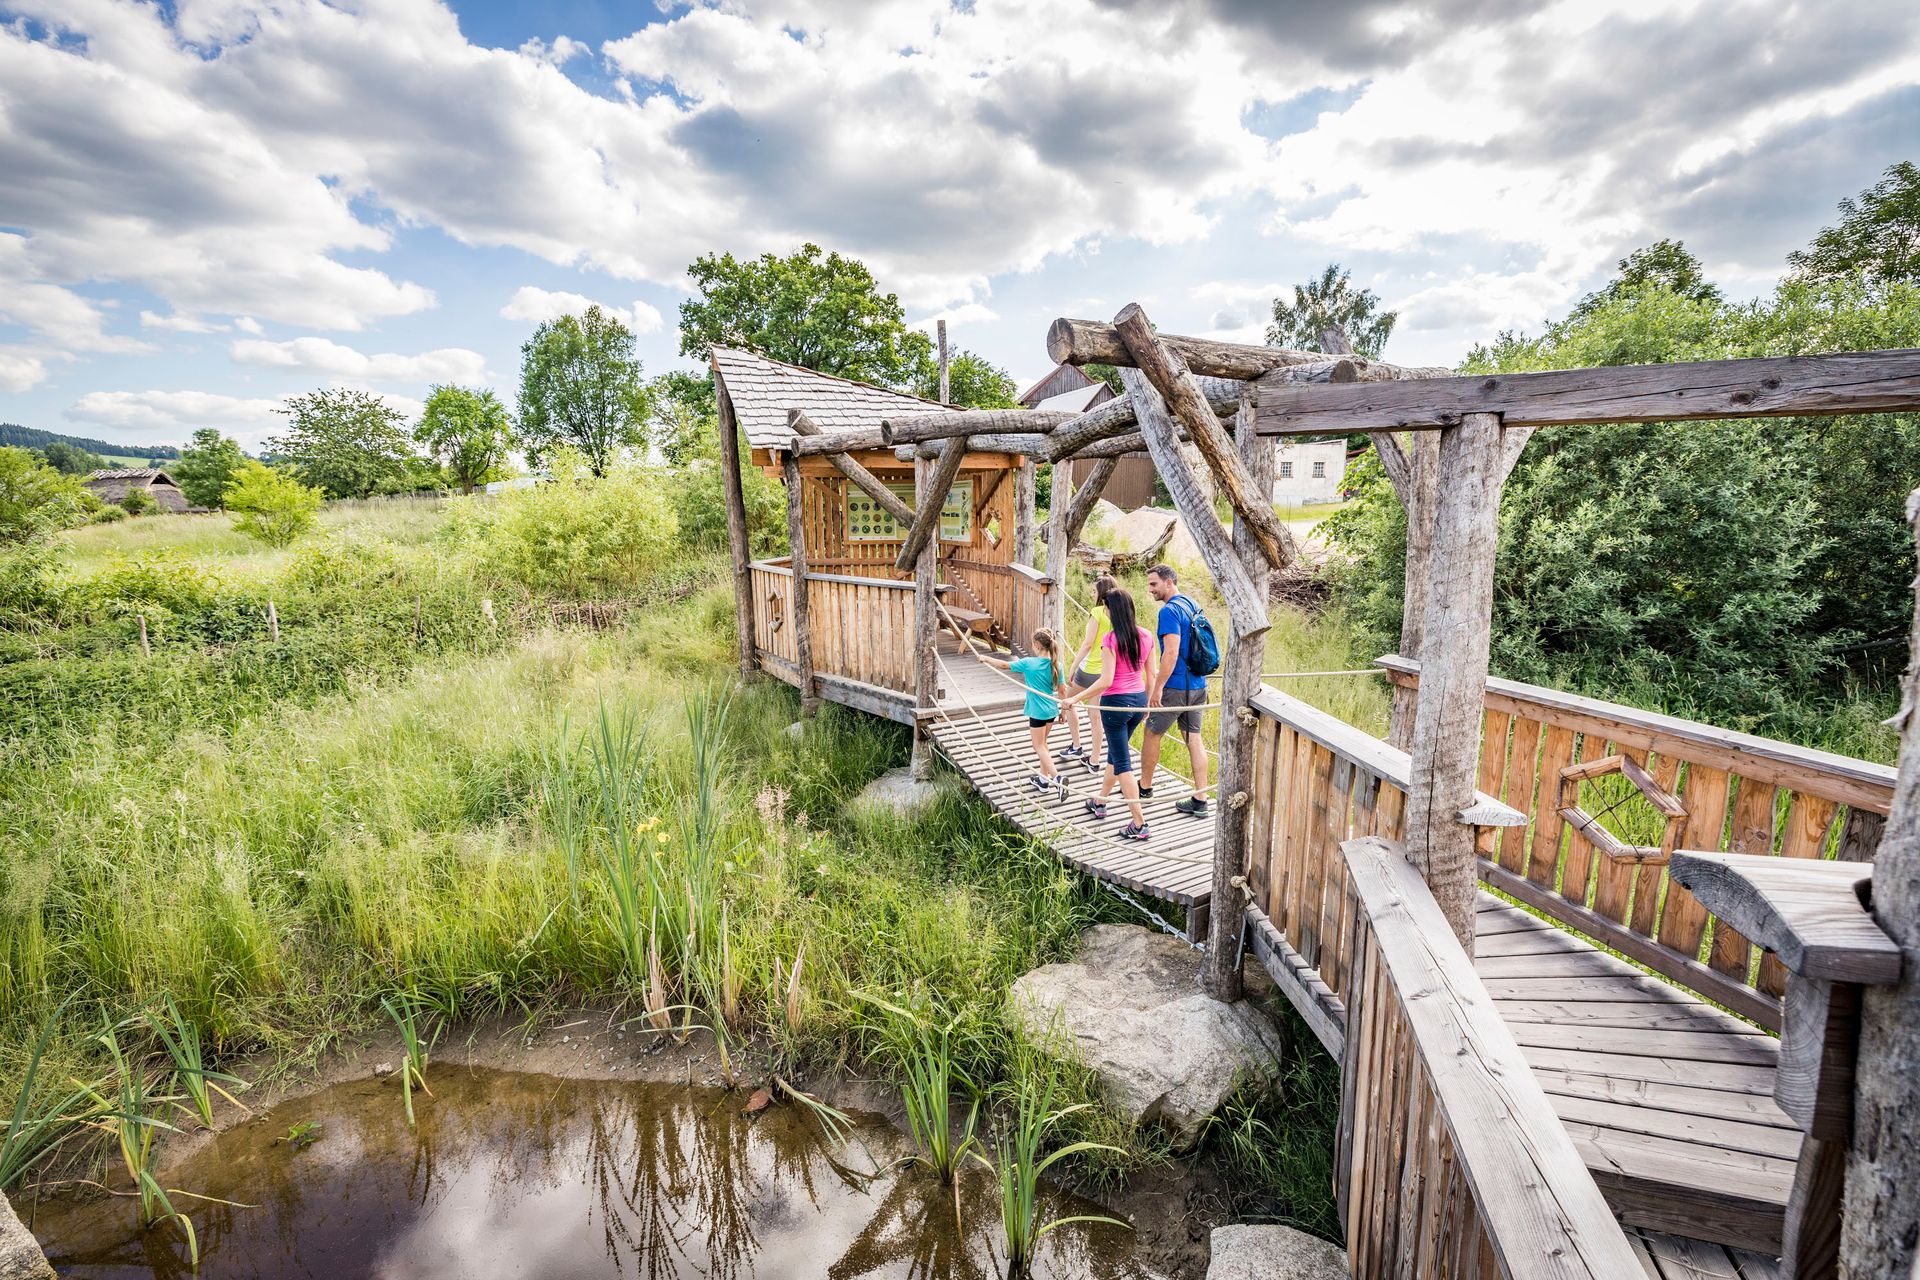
[1009,656,1061,720]
[1158,594,1205,693]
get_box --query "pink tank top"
[1102,626,1154,695]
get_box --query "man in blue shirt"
[1141,564,1210,816]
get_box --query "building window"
[1311,461,1327,478]
[1279,461,1293,478]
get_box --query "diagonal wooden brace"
[893,435,969,573]
[789,409,915,528]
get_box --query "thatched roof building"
[83,468,190,513]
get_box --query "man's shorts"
[1147,686,1205,735]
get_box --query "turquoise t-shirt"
[1009,656,1060,721]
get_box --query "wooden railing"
[1240,687,1522,1055]
[1336,836,1646,1279]
[747,560,917,693]
[1379,656,1896,1031]
[942,557,1053,652]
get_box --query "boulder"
[1206,1224,1346,1279]
[1086,498,1126,532]
[1109,506,1180,558]
[847,767,958,821]
[0,1194,51,1280]
[1008,924,1284,1150]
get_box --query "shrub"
[0,447,88,541]
[224,462,322,547]
[445,451,678,593]
[89,505,128,525]
[117,489,156,517]
[670,457,786,555]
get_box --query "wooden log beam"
[1256,348,1920,435]
[1041,376,1243,463]
[1119,368,1269,638]
[790,410,915,528]
[1044,453,1073,636]
[715,374,758,681]
[894,433,1050,461]
[1050,315,1444,382]
[780,451,820,715]
[790,427,890,456]
[893,436,969,573]
[1013,460,1037,567]
[1115,303,1292,570]
[1062,456,1118,549]
[883,409,1078,444]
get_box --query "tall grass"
[855,993,981,1185]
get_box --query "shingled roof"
[711,346,954,451]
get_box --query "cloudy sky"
[2,0,1916,449]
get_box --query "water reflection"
[30,1068,1154,1280]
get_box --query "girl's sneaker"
[1084,798,1108,819]
[1053,775,1071,800]
[1118,822,1150,841]
[1083,754,1101,774]
[1061,745,1088,762]
[1028,773,1053,794]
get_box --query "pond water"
[29,1067,1158,1280]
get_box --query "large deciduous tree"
[270,389,416,499]
[1571,238,1722,320]
[37,441,105,475]
[678,243,933,386]
[911,350,1019,408]
[1267,263,1398,358]
[1790,160,1920,286]
[415,386,514,493]
[517,305,650,477]
[171,428,247,508]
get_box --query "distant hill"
[0,423,180,462]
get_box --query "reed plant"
[79,1019,199,1265]
[853,992,980,1185]
[146,994,249,1129]
[380,993,441,1130]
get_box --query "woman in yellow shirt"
[1063,575,1118,772]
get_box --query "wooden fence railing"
[747,559,917,693]
[1337,836,1646,1279]
[1378,656,1896,1031]
[1241,687,1523,1055]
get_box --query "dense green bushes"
[1322,274,1920,745]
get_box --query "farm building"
[82,467,189,512]
[1019,364,1157,510]
[1271,439,1347,505]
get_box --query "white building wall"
[1271,440,1349,505]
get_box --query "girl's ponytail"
[1032,628,1065,702]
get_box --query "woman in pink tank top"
[1062,588,1156,840]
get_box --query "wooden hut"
[1020,363,1156,510]
[83,467,189,512]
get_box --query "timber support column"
[1206,391,1275,999]
[1013,459,1037,566]
[781,450,820,716]
[1044,457,1073,639]
[911,452,940,778]
[715,376,757,680]
[1401,411,1506,951]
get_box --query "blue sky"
[2,0,1917,449]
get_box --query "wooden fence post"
[912,452,941,778]
[1045,457,1073,639]
[1013,459,1037,567]
[715,375,758,681]
[781,451,820,716]
[267,598,280,642]
[1401,411,1506,951]
[1205,391,1274,998]
[137,613,150,658]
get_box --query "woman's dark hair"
[1092,574,1118,603]
[1105,589,1142,668]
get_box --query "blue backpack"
[1169,595,1220,678]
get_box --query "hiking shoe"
[1175,796,1210,817]
[1084,799,1108,819]
[1061,745,1088,761]
[1027,773,1054,794]
[1118,822,1150,841]
[1053,775,1071,800]
[1082,755,1101,773]
[1137,785,1154,799]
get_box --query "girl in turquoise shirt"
[974,628,1070,799]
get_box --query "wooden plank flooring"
[810,655,1795,1265]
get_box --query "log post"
[1387,432,1440,747]
[911,452,941,778]
[1401,411,1508,951]
[781,451,820,716]
[937,318,949,405]
[1013,459,1037,566]
[715,375,758,681]
[1115,303,1292,569]
[1842,486,1920,1279]
[893,437,969,574]
[1045,457,1073,638]
[1062,456,1118,550]
[1205,391,1274,998]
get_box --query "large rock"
[1109,507,1180,558]
[847,767,958,821]
[0,1194,51,1280]
[1008,925,1284,1150]
[1206,1224,1346,1279]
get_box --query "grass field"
[57,498,448,582]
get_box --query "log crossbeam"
[790,410,915,528]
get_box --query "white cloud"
[140,310,229,333]
[232,316,264,336]
[913,302,1001,331]
[517,35,587,68]
[500,286,663,335]
[0,349,49,393]
[65,389,287,445]
[229,336,487,385]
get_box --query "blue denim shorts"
[1098,691,1147,774]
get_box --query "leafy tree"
[649,370,719,467]
[270,389,417,499]
[0,446,88,542]
[1789,160,1920,285]
[172,428,247,508]
[38,441,105,475]
[1571,239,1722,320]
[1080,363,1123,394]
[678,243,933,386]
[518,305,650,477]
[912,350,1019,408]
[1267,263,1398,358]
[415,386,515,493]
[224,461,322,547]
